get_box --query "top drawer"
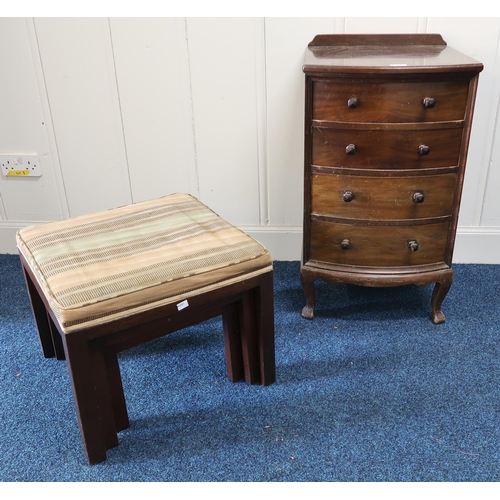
[313,80,469,123]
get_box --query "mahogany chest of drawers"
[300,34,483,323]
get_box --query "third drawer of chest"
[312,127,463,169]
[311,172,457,220]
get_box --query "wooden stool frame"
[20,253,275,464]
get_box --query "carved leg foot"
[300,271,316,320]
[431,270,453,324]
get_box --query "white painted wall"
[1,17,499,262]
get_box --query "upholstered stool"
[17,193,275,464]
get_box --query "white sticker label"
[176,299,189,311]
[390,64,407,67]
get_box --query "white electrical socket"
[0,154,41,177]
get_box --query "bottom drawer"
[309,220,450,267]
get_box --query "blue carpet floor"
[0,253,499,482]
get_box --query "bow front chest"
[300,34,483,323]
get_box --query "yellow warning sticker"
[7,170,30,176]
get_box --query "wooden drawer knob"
[347,96,358,109]
[408,240,419,252]
[346,144,357,155]
[423,97,436,108]
[412,192,425,203]
[343,191,354,202]
[419,144,430,156]
[341,239,350,250]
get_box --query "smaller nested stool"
[17,193,275,464]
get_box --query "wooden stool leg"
[21,265,55,358]
[103,349,130,432]
[47,313,66,361]
[239,271,276,386]
[256,271,276,386]
[89,342,120,451]
[240,287,260,384]
[63,334,110,464]
[222,302,245,382]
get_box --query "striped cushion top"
[17,193,272,333]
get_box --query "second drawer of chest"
[312,127,462,169]
[311,172,457,220]
[309,220,450,267]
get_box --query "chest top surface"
[303,34,483,76]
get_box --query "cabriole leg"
[431,270,454,324]
[300,270,316,320]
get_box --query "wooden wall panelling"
[1,17,500,261]
[344,17,427,34]
[109,18,198,203]
[185,17,262,226]
[34,17,132,217]
[426,18,500,261]
[265,17,337,227]
[481,112,500,225]
[0,18,63,222]
[426,17,500,228]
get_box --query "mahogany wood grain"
[313,80,469,123]
[312,127,463,169]
[311,172,457,220]
[301,34,482,323]
[309,34,447,49]
[303,35,483,77]
[102,349,129,432]
[21,265,55,358]
[300,264,454,324]
[310,220,449,267]
[222,302,245,382]
[47,313,65,360]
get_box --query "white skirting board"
[1,223,499,264]
[0,224,22,255]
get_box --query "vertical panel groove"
[107,18,133,204]
[184,18,200,197]
[255,18,269,225]
[417,17,429,33]
[0,188,6,222]
[479,27,500,225]
[29,17,70,219]
[334,17,345,34]
[101,18,132,206]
